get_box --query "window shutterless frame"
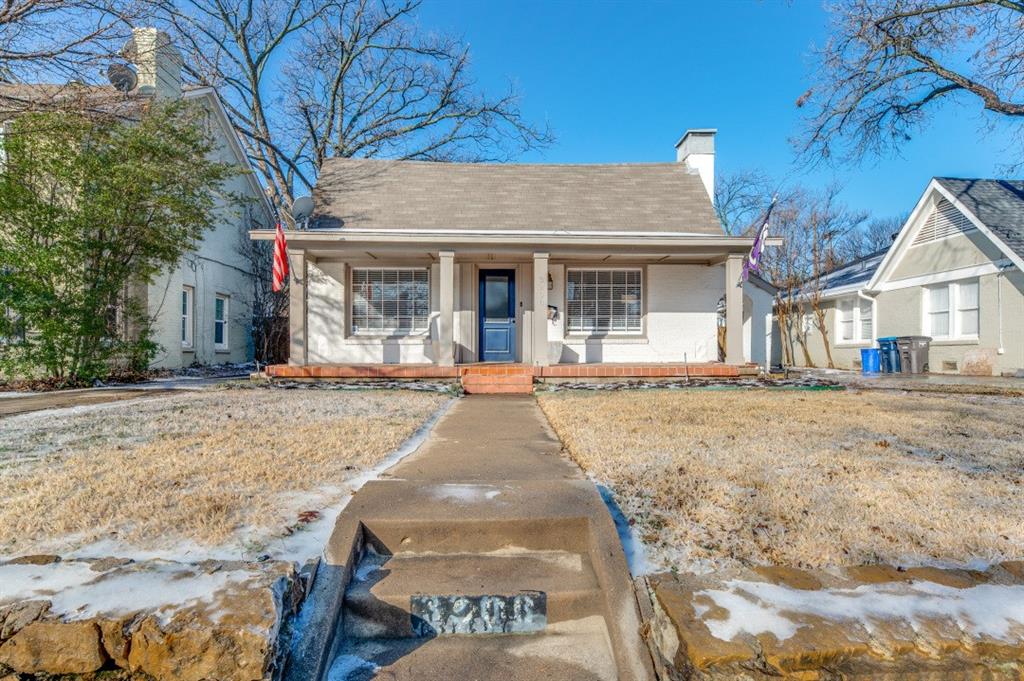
[923,279,979,340]
[564,267,643,336]
[214,294,229,350]
[181,286,194,348]
[350,267,431,336]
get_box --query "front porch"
[263,361,759,394]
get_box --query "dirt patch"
[0,390,447,557]
[538,389,1024,572]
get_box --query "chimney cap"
[675,128,717,150]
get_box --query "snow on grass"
[0,560,259,625]
[695,579,1024,643]
[538,389,1024,573]
[0,389,450,561]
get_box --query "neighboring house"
[788,178,1024,376]
[252,130,776,369]
[0,28,274,369]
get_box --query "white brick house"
[252,131,777,370]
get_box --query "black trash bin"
[896,336,931,374]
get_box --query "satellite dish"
[292,196,314,226]
[107,63,137,93]
[121,37,138,62]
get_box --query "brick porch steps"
[460,364,536,395]
[263,362,757,394]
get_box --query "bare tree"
[0,1,144,83]
[236,227,289,364]
[146,0,552,218]
[798,0,1024,165]
[714,169,774,235]
[802,187,868,368]
[839,214,905,260]
[759,185,867,368]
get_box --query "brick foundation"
[264,362,758,394]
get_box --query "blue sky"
[417,0,1018,221]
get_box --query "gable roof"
[310,157,723,234]
[868,177,1024,289]
[934,178,1024,262]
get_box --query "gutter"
[248,229,781,250]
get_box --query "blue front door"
[479,270,516,362]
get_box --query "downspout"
[997,268,1004,356]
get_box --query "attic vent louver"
[913,199,975,246]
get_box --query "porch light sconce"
[547,273,554,291]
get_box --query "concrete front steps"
[460,364,536,394]
[342,548,605,639]
[333,536,619,680]
[284,398,654,681]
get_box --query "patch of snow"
[695,579,1024,643]
[0,561,258,624]
[429,483,503,503]
[326,653,378,681]
[596,484,650,576]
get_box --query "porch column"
[438,250,455,366]
[288,249,307,366]
[725,253,744,365]
[533,252,549,366]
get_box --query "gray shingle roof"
[310,157,723,233]
[935,178,1024,261]
[796,249,886,297]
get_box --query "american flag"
[741,197,776,282]
[272,222,289,292]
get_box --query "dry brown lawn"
[538,388,1024,572]
[0,388,448,556]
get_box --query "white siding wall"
[549,263,721,363]
[300,260,726,365]
[305,260,459,364]
[147,93,264,369]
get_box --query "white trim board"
[877,259,1013,292]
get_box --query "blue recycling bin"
[860,348,880,375]
[877,337,901,373]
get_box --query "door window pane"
[484,276,509,319]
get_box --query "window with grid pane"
[566,269,642,333]
[351,268,430,334]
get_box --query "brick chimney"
[129,28,182,100]
[675,129,716,201]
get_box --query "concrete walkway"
[288,396,654,681]
[0,387,176,418]
[0,376,244,418]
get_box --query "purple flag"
[741,197,776,282]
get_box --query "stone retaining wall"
[640,562,1024,680]
[0,556,305,681]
